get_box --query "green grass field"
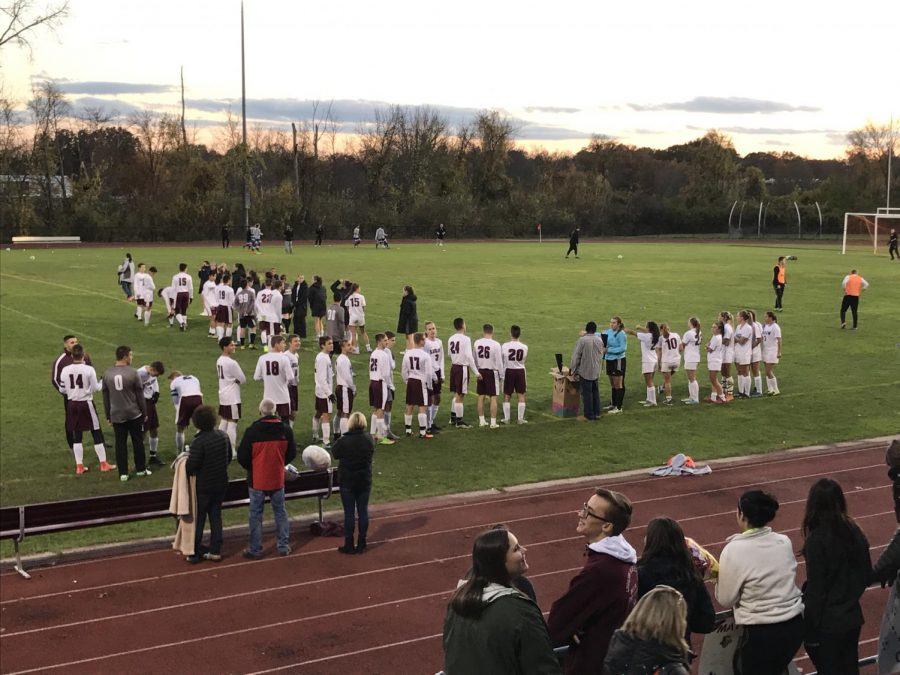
[1,239,897,555]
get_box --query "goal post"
[841,209,900,254]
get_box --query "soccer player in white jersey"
[346,284,371,354]
[158,285,177,327]
[169,371,204,451]
[401,332,435,438]
[733,310,755,399]
[253,335,295,423]
[270,279,285,341]
[423,321,445,433]
[335,339,357,436]
[256,280,276,351]
[706,321,726,404]
[135,266,157,326]
[216,337,245,451]
[473,324,503,428]
[761,311,782,396]
[657,323,682,406]
[749,310,765,397]
[137,360,165,465]
[214,273,235,340]
[680,317,702,405]
[367,333,395,444]
[284,334,301,426]
[202,274,218,336]
[719,311,735,400]
[171,262,194,331]
[626,321,661,407]
[447,317,481,428]
[313,336,335,448]
[381,331,401,440]
[132,263,150,322]
[500,325,529,424]
[60,344,114,474]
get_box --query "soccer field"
[1,239,897,552]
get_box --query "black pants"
[315,235,323,246]
[222,235,229,248]
[113,416,146,476]
[293,312,307,338]
[840,295,860,327]
[774,283,784,309]
[734,614,803,675]
[195,486,226,556]
[566,243,578,257]
[62,395,74,449]
[890,242,898,259]
[805,627,861,675]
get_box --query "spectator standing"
[442,527,562,675]
[570,321,605,421]
[873,439,900,674]
[221,223,230,249]
[565,227,580,259]
[185,405,231,564]
[801,478,872,674]
[291,274,309,338]
[314,222,324,247]
[715,490,804,675]
[309,275,327,338]
[101,345,149,482]
[117,253,135,299]
[237,399,297,559]
[772,256,786,311]
[548,488,638,674]
[284,223,294,254]
[397,285,418,350]
[840,268,869,330]
[603,585,691,675]
[333,411,375,554]
[890,228,899,260]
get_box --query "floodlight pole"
[241,0,250,232]
[815,201,823,238]
[794,201,801,239]
[888,114,894,210]
[757,202,765,238]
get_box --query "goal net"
[841,209,900,254]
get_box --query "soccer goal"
[841,207,900,254]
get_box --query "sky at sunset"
[3,0,898,158]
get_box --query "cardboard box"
[550,367,580,418]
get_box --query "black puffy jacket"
[603,631,689,675]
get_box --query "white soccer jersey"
[401,347,435,385]
[636,332,659,367]
[448,333,479,374]
[368,349,392,382]
[347,292,366,324]
[137,366,159,401]
[256,288,275,322]
[706,335,724,366]
[171,271,194,298]
[659,332,682,366]
[270,289,284,317]
[170,375,203,407]
[160,286,177,310]
[284,351,300,385]
[254,352,293,404]
[385,348,396,389]
[60,363,101,402]
[501,340,528,373]
[215,283,235,312]
[314,352,334,398]
[682,328,702,365]
[473,337,503,373]
[133,272,152,300]
[734,323,754,361]
[762,323,782,361]
[352,226,360,239]
[217,355,246,406]
[752,321,764,361]
[424,337,445,376]
[722,323,735,360]
[336,353,356,392]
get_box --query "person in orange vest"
[772,256,786,311]
[840,269,869,330]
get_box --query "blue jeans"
[247,487,290,555]
[120,280,132,298]
[580,378,600,419]
[340,485,370,544]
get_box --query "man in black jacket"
[185,405,231,563]
[566,228,580,259]
[291,274,308,338]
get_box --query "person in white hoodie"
[716,490,804,675]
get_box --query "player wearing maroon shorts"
[52,334,93,452]
[216,337,245,452]
[473,324,503,428]
[367,334,395,444]
[501,325,529,424]
[60,344,114,474]
[171,263,194,331]
[284,334,301,427]
[446,318,481,428]
[401,333,435,439]
[335,339,356,436]
[138,360,166,465]
[254,335,295,423]
[313,337,335,448]
[169,371,204,451]
[423,321,445,434]
[214,273,235,340]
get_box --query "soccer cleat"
[75,464,87,475]
[430,422,443,432]
[378,437,396,445]
[517,419,529,424]
[148,455,163,466]
[640,400,656,407]
[479,421,488,428]
[240,344,246,350]
[249,344,257,350]
[684,399,699,405]
[365,345,372,352]
[427,427,440,435]
[737,393,750,399]
[768,390,781,396]
[99,461,117,472]
[664,398,673,405]
[420,432,434,439]
[489,423,500,429]
[606,408,623,415]
[386,431,401,441]
[405,430,413,437]
[841,323,846,329]
[136,469,152,477]
[180,324,185,332]
[120,474,129,482]
[602,404,616,411]
[203,553,222,562]
[681,398,693,403]
[750,391,764,398]
[454,421,471,429]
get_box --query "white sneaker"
[479,421,488,428]
[517,419,528,424]
[640,400,656,407]
[489,423,500,429]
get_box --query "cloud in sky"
[687,124,839,135]
[70,96,146,119]
[630,96,821,114]
[59,81,177,95]
[515,125,594,141]
[523,106,581,114]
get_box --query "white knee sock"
[417,413,427,433]
[647,386,657,404]
[175,431,185,451]
[312,416,320,439]
[384,412,392,429]
[404,414,413,429]
[73,443,84,465]
[502,402,510,422]
[689,380,699,401]
[143,310,151,326]
[94,443,107,462]
[518,402,526,421]
[149,436,159,455]
[340,417,349,434]
[753,375,762,393]
[216,325,224,339]
[321,422,331,443]
[225,326,233,337]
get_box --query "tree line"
[1,82,896,242]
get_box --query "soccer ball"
[29,255,35,260]
[617,254,623,259]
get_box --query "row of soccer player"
[615,309,783,408]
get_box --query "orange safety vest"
[845,274,863,296]
[777,266,785,284]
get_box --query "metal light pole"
[241,1,250,232]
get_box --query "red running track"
[0,439,894,674]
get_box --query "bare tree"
[846,120,898,202]
[27,80,70,218]
[0,0,69,56]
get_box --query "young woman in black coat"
[637,517,715,646]
[397,285,418,350]
[308,275,327,338]
[332,411,376,554]
[801,478,871,675]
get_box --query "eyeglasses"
[579,503,611,522]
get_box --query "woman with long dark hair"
[637,517,715,643]
[308,275,327,338]
[626,321,661,407]
[681,317,702,405]
[801,478,871,674]
[397,285,418,350]
[443,528,561,674]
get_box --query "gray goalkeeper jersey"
[234,287,256,318]
[101,365,146,423]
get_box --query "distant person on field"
[840,268,869,330]
[772,256,786,311]
[314,222,324,247]
[102,345,149,481]
[436,222,446,246]
[185,405,231,564]
[442,527,562,675]
[716,490,804,675]
[602,585,691,675]
[352,225,361,247]
[60,344,114,475]
[566,227,579,259]
[548,488,638,673]
[116,253,134,299]
[889,228,898,260]
[570,321,605,421]
[52,334,93,453]
[284,223,293,254]
[375,226,389,248]
[237,398,296,559]
[221,223,230,249]
[291,274,309,338]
